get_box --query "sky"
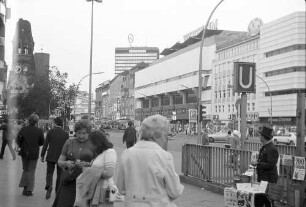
[4,0,305,93]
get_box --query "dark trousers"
[46,162,62,193]
[126,141,135,148]
[19,157,38,192]
[0,140,16,159]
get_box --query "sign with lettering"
[233,62,256,93]
[189,109,197,123]
[293,156,305,180]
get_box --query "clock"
[248,18,263,36]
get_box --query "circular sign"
[128,34,134,44]
[248,18,263,36]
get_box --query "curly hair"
[89,130,113,156]
[74,119,92,133]
[139,114,169,141]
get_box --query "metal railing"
[244,141,298,155]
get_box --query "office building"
[115,47,159,74]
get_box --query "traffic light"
[199,105,207,121]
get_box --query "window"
[219,105,221,112]
[252,103,255,111]
[247,103,250,111]
[215,106,218,113]
[223,90,226,98]
[232,104,235,112]
[265,44,306,57]
[215,91,218,99]
[222,105,225,112]
[227,89,231,97]
[228,105,231,112]
[265,66,306,77]
[219,91,222,98]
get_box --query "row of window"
[214,55,257,75]
[265,66,306,77]
[115,53,158,57]
[115,56,158,61]
[217,40,259,61]
[264,89,306,96]
[115,60,154,64]
[265,44,306,58]
[215,103,255,113]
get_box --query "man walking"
[0,118,16,160]
[123,120,137,148]
[40,117,69,199]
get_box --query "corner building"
[258,11,306,127]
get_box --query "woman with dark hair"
[53,119,95,207]
[16,114,44,196]
[74,130,117,207]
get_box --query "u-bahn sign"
[233,62,256,93]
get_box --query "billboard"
[233,62,256,93]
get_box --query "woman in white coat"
[116,114,184,207]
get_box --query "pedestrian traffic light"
[199,105,207,121]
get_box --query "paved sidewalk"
[0,135,224,207]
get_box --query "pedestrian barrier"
[182,143,306,206]
[244,141,300,155]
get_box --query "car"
[272,133,306,145]
[208,132,228,142]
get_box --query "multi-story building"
[212,26,260,129]
[108,75,123,120]
[120,62,149,120]
[34,52,50,78]
[134,30,245,131]
[257,11,306,127]
[72,91,95,121]
[95,80,110,120]
[0,0,8,110]
[115,47,159,74]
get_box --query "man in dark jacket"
[0,118,16,160]
[41,117,69,199]
[123,121,137,148]
[254,125,279,207]
[16,114,44,196]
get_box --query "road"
[0,130,224,207]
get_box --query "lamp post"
[86,0,102,120]
[197,0,224,143]
[256,75,272,126]
[73,72,104,122]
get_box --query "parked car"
[208,132,228,142]
[272,133,306,145]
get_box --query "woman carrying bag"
[74,130,119,207]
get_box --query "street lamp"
[256,75,272,126]
[86,0,102,120]
[73,72,104,122]
[197,0,224,143]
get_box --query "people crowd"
[0,114,184,207]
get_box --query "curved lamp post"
[73,72,104,122]
[86,0,103,120]
[256,75,272,126]
[197,0,224,143]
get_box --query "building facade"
[95,80,110,120]
[72,91,95,121]
[212,31,260,129]
[0,0,8,110]
[257,11,306,127]
[115,47,159,74]
[134,30,245,131]
[34,52,50,78]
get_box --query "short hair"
[74,119,92,133]
[54,117,63,127]
[139,114,169,141]
[228,130,232,135]
[128,120,133,126]
[28,114,39,125]
[89,130,113,156]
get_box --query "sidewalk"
[0,136,224,207]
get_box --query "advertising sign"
[233,62,256,93]
[189,109,197,123]
[293,156,305,180]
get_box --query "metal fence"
[182,143,306,206]
[244,141,298,155]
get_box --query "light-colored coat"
[116,141,184,207]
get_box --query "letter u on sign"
[239,66,253,89]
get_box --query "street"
[0,131,224,207]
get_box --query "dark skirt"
[52,180,76,207]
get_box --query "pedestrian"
[253,125,279,207]
[122,120,137,148]
[117,114,184,207]
[0,118,16,160]
[40,117,69,199]
[201,129,209,145]
[74,130,118,207]
[225,130,232,148]
[52,119,95,207]
[231,130,241,149]
[16,114,44,196]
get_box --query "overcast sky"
[4,0,305,92]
